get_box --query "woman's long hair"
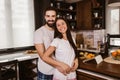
[54,18,79,58]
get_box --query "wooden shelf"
[21,70,37,78]
[92,0,105,29]
[56,8,76,13]
[19,58,38,80]
[51,0,77,30]
[1,69,17,79]
[76,0,105,30]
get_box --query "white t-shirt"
[34,26,54,75]
[50,38,76,79]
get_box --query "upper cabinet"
[50,0,77,30]
[91,0,105,30]
[76,0,105,30]
[34,0,105,30]
[77,0,92,30]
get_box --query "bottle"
[69,14,72,19]
[69,5,73,10]
[50,3,53,7]
[96,34,108,56]
[66,13,70,19]
[57,2,60,9]
[104,34,109,56]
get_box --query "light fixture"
[108,0,120,7]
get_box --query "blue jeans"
[37,70,53,80]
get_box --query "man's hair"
[44,7,57,15]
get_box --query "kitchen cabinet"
[76,0,92,30]
[34,0,77,30]
[77,70,106,80]
[50,0,77,30]
[0,60,18,80]
[19,58,38,80]
[92,0,105,29]
[34,0,105,30]
[0,52,38,80]
[76,0,105,30]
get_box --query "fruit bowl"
[111,49,120,61]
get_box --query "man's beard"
[46,20,55,28]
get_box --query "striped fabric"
[37,70,53,80]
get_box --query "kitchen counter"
[0,52,38,62]
[77,57,120,79]
[1,51,120,79]
[0,52,39,80]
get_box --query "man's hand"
[56,62,71,75]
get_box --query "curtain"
[0,0,35,49]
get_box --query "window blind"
[0,0,35,49]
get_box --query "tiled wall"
[71,29,105,49]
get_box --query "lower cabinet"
[77,71,106,80]
[18,58,38,80]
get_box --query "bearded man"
[34,7,57,80]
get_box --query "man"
[34,7,57,80]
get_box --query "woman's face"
[56,19,67,34]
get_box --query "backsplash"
[71,29,105,49]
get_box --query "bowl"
[111,49,120,61]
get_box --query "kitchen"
[0,0,120,80]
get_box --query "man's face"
[45,10,56,27]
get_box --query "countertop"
[1,50,120,79]
[0,52,38,62]
[78,57,120,79]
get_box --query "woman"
[43,18,78,80]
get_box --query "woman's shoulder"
[53,38,61,41]
[50,38,61,46]
[52,38,62,43]
[54,37,61,41]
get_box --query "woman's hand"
[56,62,71,75]
[71,58,78,72]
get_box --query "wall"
[34,0,51,30]
[71,29,105,49]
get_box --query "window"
[111,9,119,27]
[106,2,120,34]
[110,8,120,34]
[0,0,35,49]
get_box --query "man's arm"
[35,44,45,58]
[42,46,71,75]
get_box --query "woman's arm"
[42,46,71,75]
[71,58,78,72]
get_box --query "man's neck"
[45,24,54,31]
